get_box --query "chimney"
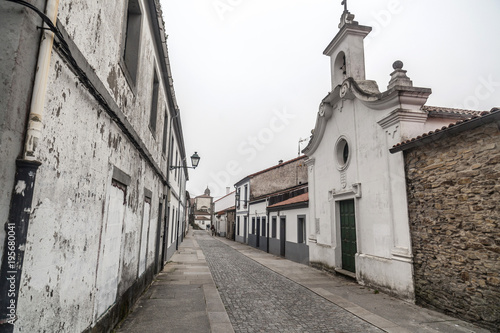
[278,160,283,164]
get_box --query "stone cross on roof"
[341,0,348,12]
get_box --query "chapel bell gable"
[323,7,372,89]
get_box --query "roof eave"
[390,109,500,153]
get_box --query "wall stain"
[107,66,119,101]
[54,61,62,80]
[56,104,62,117]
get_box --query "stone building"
[390,109,500,332]
[302,7,485,301]
[0,1,190,332]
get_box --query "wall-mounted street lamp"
[170,152,200,170]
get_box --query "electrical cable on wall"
[7,0,169,184]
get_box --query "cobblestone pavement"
[195,231,383,333]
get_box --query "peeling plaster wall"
[56,0,171,173]
[7,1,185,331]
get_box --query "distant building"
[0,1,189,332]
[193,187,213,230]
[234,156,309,264]
[213,189,236,237]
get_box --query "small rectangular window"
[175,151,178,180]
[123,0,141,84]
[169,136,174,169]
[237,216,240,235]
[149,69,159,134]
[252,217,255,235]
[244,185,248,208]
[237,188,241,208]
[162,110,168,154]
[272,217,277,238]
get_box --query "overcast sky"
[160,0,500,200]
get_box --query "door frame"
[338,199,357,273]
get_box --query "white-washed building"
[267,191,309,264]
[213,189,235,237]
[235,156,308,262]
[235,177,250,243]
[0,1,190,331]
[303,8,478,301]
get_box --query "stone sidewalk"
[115,229,490,333]
[115,230,233,333]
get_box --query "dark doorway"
[243,216,247,244]
[154,202,163,274]
[340,199,356,273]
[256,217,260,248]
[280,216,286,257]
[161,204,170,266]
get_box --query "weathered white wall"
[235,180,250,242]
[214,191,235,236]
[8,0,187,331]
[95,184,126,318]
[248,201,267,224]
[214,191,235,213]
[269,207,309,244]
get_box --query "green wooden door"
[340,199,356,273]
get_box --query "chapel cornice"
[302,76,432,156]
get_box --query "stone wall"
[251,157,307,199]
[404,122,500,332]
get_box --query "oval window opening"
[343,142,349,164]
[335,137,350,170]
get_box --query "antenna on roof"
[298,138,308,156]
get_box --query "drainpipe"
[0,1,59,331]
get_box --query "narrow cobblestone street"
[195,231,382,333]
[116,229,490,333]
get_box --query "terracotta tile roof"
[216,206,236,215]
[195,216,211,221]
[268,192,309,209]
[391,107,500,152]
[422,105,483,117]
